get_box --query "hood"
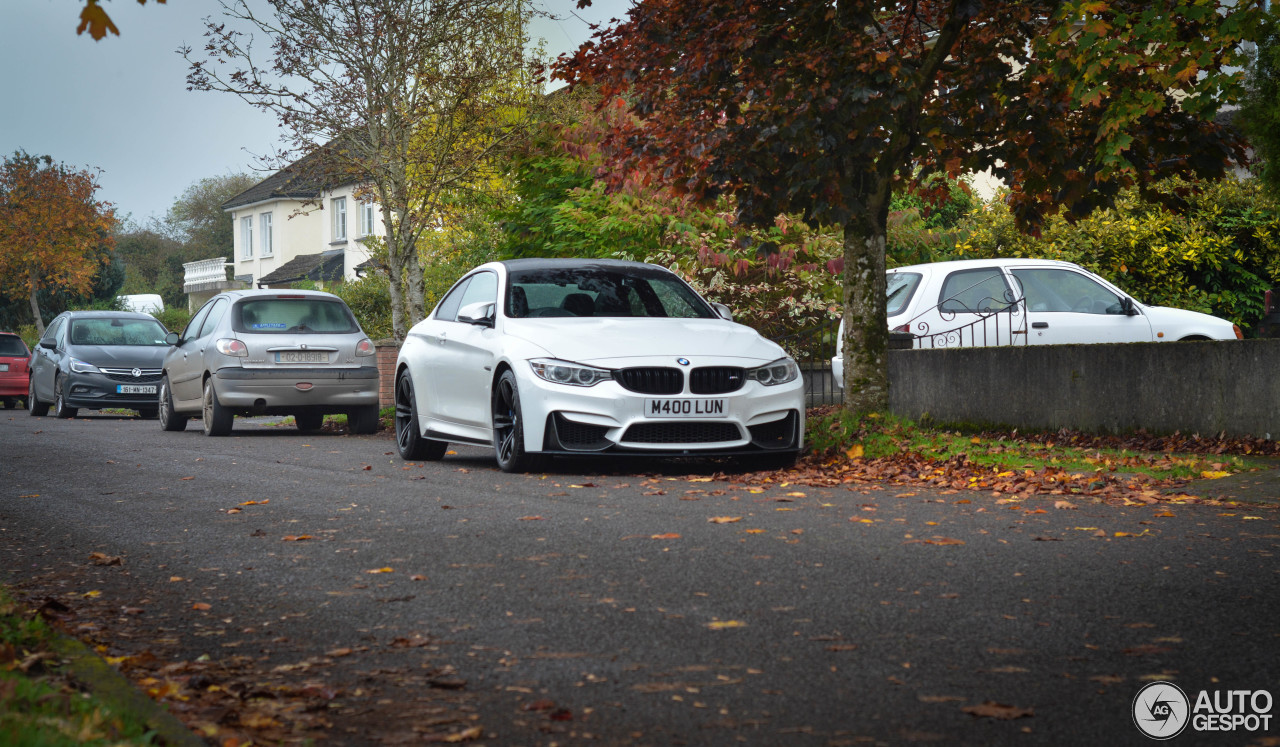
[1142,305,1238,340]
[67,344,169,368]
[501,318,787,365]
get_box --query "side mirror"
[1120,297,1138,316]
[165,331,181,346]
[39,339,56,350]
[712,302,733,321]
[457,302,495,328]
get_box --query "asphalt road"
[1,409,1277,746]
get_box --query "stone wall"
[888,339,1280,439]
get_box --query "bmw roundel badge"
[676,358,690,366]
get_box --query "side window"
[938,269,1014,313]
[183,301,215,340]
[434,277,472,321]
[1010,269,1124,314]
[198,298,229,338]
[455,271,498,316]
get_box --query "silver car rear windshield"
[505,267,716,319]
[68,318,169,346]
[233,299,358,334]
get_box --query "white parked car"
[832,258,1241,384]
[394,259,805,472]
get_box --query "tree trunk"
[384,211,408,342]
[404,244,427,328]
[28,267,44,336]
[840,209,889,413]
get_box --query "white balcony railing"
[183,257,230,287]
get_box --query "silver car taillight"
[355,338,375,357]
[215,338,248,357]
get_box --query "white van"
[117,294,164,316]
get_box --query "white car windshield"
[505,267,716,319]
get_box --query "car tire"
[53,377,78,419]
[158,376,187,432]
[492,369,539,473]
[394,371,446,461]
[347,405,379,435]
[295,412,324,432]
[28,378,48,416]
[202,378,233,437]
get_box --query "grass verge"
[0,589,165,746]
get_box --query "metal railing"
[775,293,1028,407]
[773,319,842,407]
[902,295,1028,349]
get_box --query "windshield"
[68,318,168,346]
[233,299,359,334]
[506,267,716,319]
[886,272,922,316]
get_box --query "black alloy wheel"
[394,371,446,460]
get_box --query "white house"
[218,150,386,290]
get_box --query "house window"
[259,212,273,257]
[360,201,376,237]
[332,197,347,241]
[240,215,254,259]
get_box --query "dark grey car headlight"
[69,357,102,374]
[747,358,799,386]
[529,358,613,387]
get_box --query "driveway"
[1,412,1277,745]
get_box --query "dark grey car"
[159,289,380,436]
[27,311,170,419]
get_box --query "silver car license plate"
[117,385,157,394]
[276,351,328,363]
[644,398,728,418]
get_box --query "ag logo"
[1133,681,1190,739]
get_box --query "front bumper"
[514,365,805,457]
[211,365,380,411]
[63,370,162,410]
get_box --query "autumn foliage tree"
[560,0,1262,412]
[0,152,115,334]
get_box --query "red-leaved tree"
[559,0,1261,412]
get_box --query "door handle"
[1032,322,1048,329]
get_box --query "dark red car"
[0,332,31,409]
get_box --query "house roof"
[257,250,346,286]
[223,142,361,211]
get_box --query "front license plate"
[276,351,328,363]
[644,398,728,418]
[117,385,157,395]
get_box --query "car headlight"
[747,357,799,386]
[529,358,613,387]
[69,357,101,374]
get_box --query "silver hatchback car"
[158,289,380,436]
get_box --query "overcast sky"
[1,0,634,227]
